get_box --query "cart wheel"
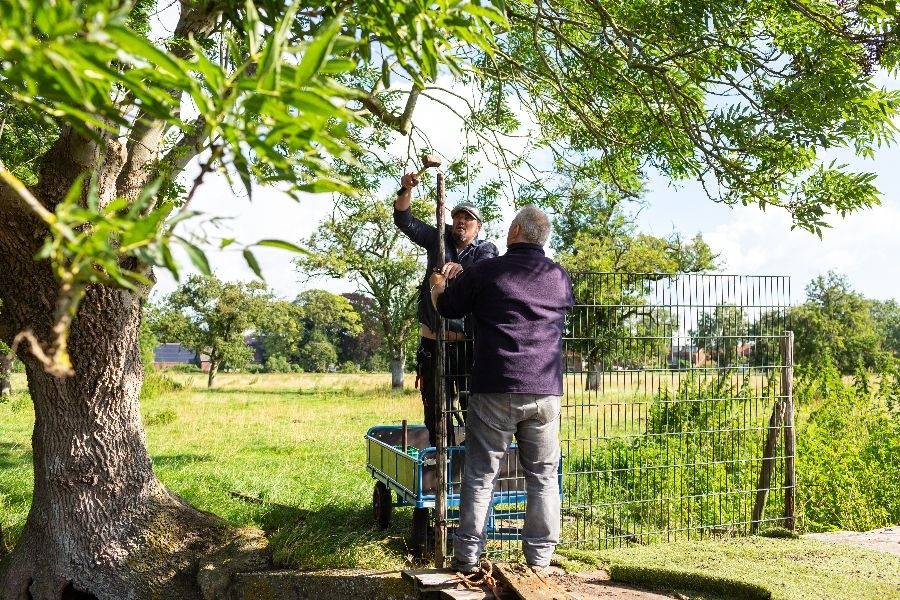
[410,507,431,560]
[373,481,392,529]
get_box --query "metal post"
[782,331,796,530]
[434,171,448,568]
[401,419,408,454]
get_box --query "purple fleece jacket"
[436,243,574,395]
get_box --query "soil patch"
[804,526,900,556]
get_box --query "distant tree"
[871,299,900,358]
[298,195,423,388]
[748,309,791,368]
[255,300,305,367]
[554,201,718,388]
[297,334,339,373]
[293,290,361,372]
[792,272,887,374]
[296,290,361,343]
[692,304,751,367]
[341,293,386,370]
[151,276,271,387]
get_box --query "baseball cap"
[451,203,483,223]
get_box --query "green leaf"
[244,0,262,56]
[105,26,184,78]
[162,243,180,280]
[296,17,342,84]
[177,237,212,276]
[461,3,508,26]
[243,248,263,279]
[188,37,226,93]
[255,239,309,255]
[381,59,391,89]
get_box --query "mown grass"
[560,536,900,600]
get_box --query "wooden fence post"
[750,396,782,534]
[782,331,796,530]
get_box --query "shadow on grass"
[0,442,31,471]
[259,500,412,570]
[151,453,214,468]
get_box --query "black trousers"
[416,337,472,447]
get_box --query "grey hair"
[512,204,551,245]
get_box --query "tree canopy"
[792,271,890,373]
[150,275,272,386]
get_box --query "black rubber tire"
[373,481,392,529]
[410,507,431,560]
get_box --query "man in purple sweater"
[429,205,574,572]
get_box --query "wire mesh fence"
[430,271,793,562]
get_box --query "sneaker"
[450,559,480,575]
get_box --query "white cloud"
[702,202,900,301]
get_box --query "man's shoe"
[450,559,480,575]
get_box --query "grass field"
[2,372,899,600]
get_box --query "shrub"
[265,355,295,373]
[297,338,337,373]
[566,370,780,537]
[145,409,177,427]
[162,363,202,373]
[796,359,900,532]
[338,361,361,374]
[140,372,183,402]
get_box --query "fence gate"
[436,272,793,562]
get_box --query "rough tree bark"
[0,138,268,600]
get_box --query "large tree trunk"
[390,347,405,390]
[0,287,269,600]
[0,185,268,599]
[0,355,10,397]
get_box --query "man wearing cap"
[394,171,499,447]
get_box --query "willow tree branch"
[116,2,222,200]
[358,85,422,135]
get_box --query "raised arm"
[393,172,437,248]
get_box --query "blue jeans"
[452,392,561,567]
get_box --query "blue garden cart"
[365,423,562,559]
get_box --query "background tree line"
[147,276,396,386]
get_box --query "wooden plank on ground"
[493,563,571,600]
[402,568,460,590]
[438,587,493,600]
[402,569,493,600]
